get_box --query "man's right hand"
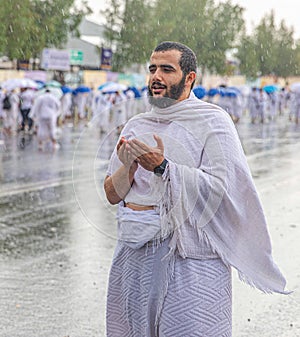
[104,137,138,204]
[117,137,138,172]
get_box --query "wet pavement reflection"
[0,114,299,336]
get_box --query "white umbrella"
[290,82,300,93]
[102,82,128,93]
[36,87,63,99]
[20,78,39,90]
[1,78,23,91]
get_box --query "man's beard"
[147,75,186,108]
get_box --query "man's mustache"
[151,81,167,89]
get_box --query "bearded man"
[104,41,288,337]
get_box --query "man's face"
[147,50,189,108]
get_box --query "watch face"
[154,166,164,176]
[154,159,168,176]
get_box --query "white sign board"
[41,48,70,71]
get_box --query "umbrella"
[45,80,62,88]
[290,82,300,93]
[225,89,238,97]
[227,86,241,94]
[193,86,206,99]
[125,86,142,98]
[207,88,220,97]
[73,85,91,94]
[235,85,251,96]
[1,78,23,91]
[263,85,278,94]
[37,87,63,99]
[20,78,39,89]
[61,86,73,94]
[35,80,45,90]
[218,87,227,97]
[98,81,115,91]
[102,82,128,94]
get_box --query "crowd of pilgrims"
[0,81,299,151]
[203,84,300,124]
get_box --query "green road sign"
[70,50,83,65]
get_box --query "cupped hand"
[127,134,165,171]
[117,136,138,171]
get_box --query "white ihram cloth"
[30,92,61,140]
[107,92,288,294]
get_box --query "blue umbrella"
[35,80,45,89]
[217,86,239,98]
[61,86,73,94]
[126,86,142,98]
[193,86,206,99]
[223,88,238,97]
[218,87,227,97]
[73,85,91,94]
[227,86,241,94]
[207,88,220,97]
[263,85,278,94]
[225,91,238,97]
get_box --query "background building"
[65,18,106,70]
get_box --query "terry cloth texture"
[106,239,232,337]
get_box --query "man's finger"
[128,139,148,155]
[153,134,164,152]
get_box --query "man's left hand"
[127,134,165,172]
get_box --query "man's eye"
[149,67,156,73]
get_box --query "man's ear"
[186,71,196,86]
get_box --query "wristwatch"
[153,158,168,177]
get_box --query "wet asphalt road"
[0,112,299,337]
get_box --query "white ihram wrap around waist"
[107,92,289,294]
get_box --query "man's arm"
[104,134,165,204]
[104,137,138,204]
[104,163,137,204]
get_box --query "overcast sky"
[83,0,300,39]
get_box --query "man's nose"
[152,68,163,81]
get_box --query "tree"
[254,12,278,75]
[0,0,37,59]
[236,11,299,78]
[102,0,154,71]
[101,0,123,49]
[200,1,245,75]
[273,20,299,78]
[235,35,260,79]
[295,41,300,76]
[0,0,91,60]
[102,0,245,74]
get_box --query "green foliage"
[0,0,91,60]
[101,0,123,48]
[102,0,154,71]
[274,20,299,78]
[102,0,245,74]
[0,0,37,59]
[102,1,300,77]
[235,36,259,79]
[236,11,299,78]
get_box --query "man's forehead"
[150,49,181,65]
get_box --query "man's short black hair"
[154,41,197,76]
